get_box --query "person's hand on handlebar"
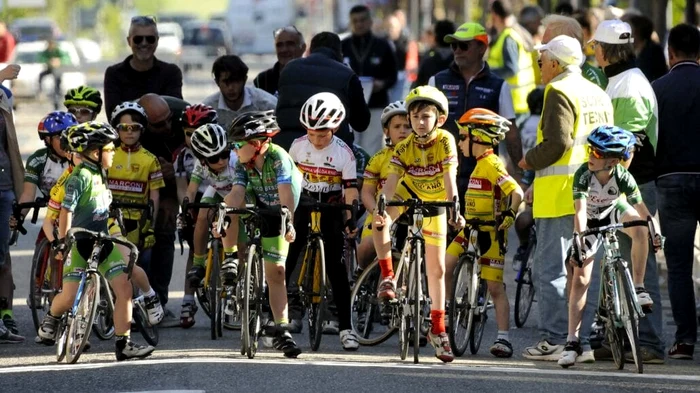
[51,238,66,261]
[498,208,516,231]
[448,214,465,230]
[8,214,22,230]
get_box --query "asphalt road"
[2,56,699,393]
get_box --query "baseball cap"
[534,35,584,66]
[591,19,634,44]
[444,22,489,46]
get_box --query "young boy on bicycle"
[174,104,218,328]
[107,102,165,325]
[357,101,410,271]
[372,85,460,363]
[184,124,240,286]
[559,125,661,367]
[287,92,360,351]
[223,110,303,358]
[445,108,523,358]
[38,122,155,361]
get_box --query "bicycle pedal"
[641,305,652,314]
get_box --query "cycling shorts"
[447,229,505,283]
[392,181,446,247]
[63,238,126,283]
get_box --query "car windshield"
[16,26,53,41]
[183,27,225,46]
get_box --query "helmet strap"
[246,139,269,169]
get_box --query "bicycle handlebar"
[10,197,48,245]
[298,198,359,231]
[66,227,139,278]
[580,219,648,237]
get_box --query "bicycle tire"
[29,237,52,332]
[617,258,643,374]
[449,254,472,357]
[209,242,222,340]
[196,286,212,318]
[412,240,422,364]
[469,279,490,355]
[308,239,327,352]
[92,276,115,340]
[66,273,100,364]
[243,244,263,359]
[133,294,159,346]
[398,253,410,361]
[343,238,358,284]
[464,259,478,354]
[56,315,68,362]
[350,259,396,346]
[514,244,536,328]
[603,264,625,370]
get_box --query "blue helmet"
[38,111,79,139]
[587,125,635,160]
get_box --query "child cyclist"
[373,85,461,362]
[107,102,165,325]
[38,122,155,360]
[174,104,218,328]
[356,101,411,271]
[558,125,661,368]
[445,108,523,358]
[184,124,240,285]
[64,86,102,123]
[287,92,360,351]
[223,110,303,358]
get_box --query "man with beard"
[202,55,277,133]
[104,16,183,116]
[254,26,306,96]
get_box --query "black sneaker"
[186,265,205,287]
[116,340,155,361]
[221,253,239,286]
[2,315,19,335]
[273,331,302,358]
[668,342,694,360]
[0,319,24,344]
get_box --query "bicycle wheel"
[133,294,159,346]
[603,264,625,370]
[411,240,423,364]
[350,259,397,346]
[209,243,222,340]
[514,238,536,328]
[307,240,327,351]
[397,252,410,360]
[196,286,212,318]
[343,239,358,283]
[92,276,115,340]
[242,244,263,359]
[66,274,100,364]
[56,315,68,362]
[449,254,472,357]
[469,279,490,355]
[29,237,52,332]
[617,258,643,374]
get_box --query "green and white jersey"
[24,148,68,196]
[62,160,112,234]
[232,143,302,207]
[606,67,658,150]
[572,163,642,220]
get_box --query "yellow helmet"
[404,85,449,117]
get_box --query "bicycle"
[10,198,53,332]
[514,225,536,328]
[369,194,457,363]
[54,227,139,364]
[296,198,358,351]
[572,218,663,374]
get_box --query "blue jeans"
[657,174,700,345]
[0,190,16,307]
[533,215,572,345]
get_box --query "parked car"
[155,22,183,63]
[158,13,198,31]
[10,17,61,43]
[10,40,87,100]
[179,21,234,74]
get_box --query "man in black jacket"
[412,20,456,88]
[274,32,370,152]
[254,26,306,96]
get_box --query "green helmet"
[64,86,103,115]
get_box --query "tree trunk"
[687,0,697,26]
[652,0,668,43]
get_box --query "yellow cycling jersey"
[107,145,164,220]
[387,128,457,201]
[363,145,395,191]
[465,151,518,225]
[46,166,74,220]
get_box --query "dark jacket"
[274,48,371,151]
[104,55,183,116]
[341,32,398,108]
[636,41,668,83]
[652,61,700,177]
[412,47,453,88]
[254,62,282,96]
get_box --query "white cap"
[591,19,634,44]
[534,35,584,66]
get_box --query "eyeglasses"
[204,150,231,164]
[117,123,144,133]
[149,113,172,129]
[273,25,301,39]
[232,141,249,150]
[132,35,157,45]
[131,15,157,24]
[450,41,470,51]
[68,107,93,116]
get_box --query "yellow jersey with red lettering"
[465,151,518,225]
[46,166,74,220]
[363,145,395,191]
[387,129,457,201]
[107,145,165,220]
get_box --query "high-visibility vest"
[532,71,614,218]
[487,27,536,115]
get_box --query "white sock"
[183,294,195,304]
[497,330,509,342]
[144,288,156,298]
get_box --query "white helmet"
[381,100,407,127]
[110,101,148,127]
[299,92,346,130]
[191,124,228,159]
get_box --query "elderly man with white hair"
[518,34,614,362]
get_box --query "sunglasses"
[132,35,157,45]
[450,41,470,51]
[149,113,172,129]
[232,141,249,150]
[587,146,610,159]
[204,150,231,164]
[68,107,93,116]
[117,123,144,133]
